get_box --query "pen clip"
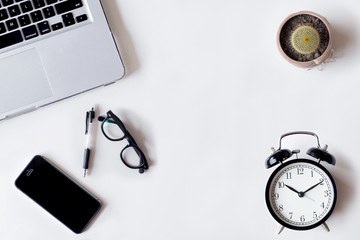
[85,107,95,134]
[85,112,90,134]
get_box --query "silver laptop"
[0,0,125,120]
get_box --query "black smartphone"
[15,155,102,234]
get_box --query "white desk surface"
[1,0,359,239]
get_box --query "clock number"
[311,170,314,177]
[286,172,292,179]
[278,182,285,188]
[319,178,324,185]
[297,168,304,175]
[274,193,279,200]
[279,204,284,211]
[320,202,325,209]
[313,211,318,219]
[324,190,329,197]
[300,215,305,222]
[289,212,293,219]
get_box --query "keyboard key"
[42,6,55,18]
[76,14,87,23]
[0,9,8,21]
[2,0,14,7]
[20,1,33,13]
[18,14,31,26]
[6,18,19,30]
[0,22,6,34]
[0,30,23,49]
[46,0,57,4]
[62,12,75,26]
[30,10,43,22]
[55,0,82,15]
[37,20,50,34]
[22,24,38,40]
[8,5,21,17]
[32,0,45,9]
[51,22,62,31]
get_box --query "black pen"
[83,107,95,177]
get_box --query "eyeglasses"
[98,110,149,174]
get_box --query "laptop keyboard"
[0,0,89,50]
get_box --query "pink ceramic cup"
[277,11,333,68]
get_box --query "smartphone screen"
[15,155,102,234]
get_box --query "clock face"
[265,159,337,230]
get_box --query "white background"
[1,0,359,239]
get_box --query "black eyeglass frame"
[100,110,149,174]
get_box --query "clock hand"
[285,184,307,198]
[303,179,324,194]
[285,184,300,194]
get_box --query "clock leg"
[277,225,285,234]
[321,222,330,232]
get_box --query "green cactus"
[291,26,320,54]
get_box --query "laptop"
[0,0,125,120]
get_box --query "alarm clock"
[265,131,337,234]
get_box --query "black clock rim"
[265,158,337,231]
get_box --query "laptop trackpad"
[0,49,53,114]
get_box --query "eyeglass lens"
[121,146,145,168]
[103,118,125,140]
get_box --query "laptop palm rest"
[0,49,53,115]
